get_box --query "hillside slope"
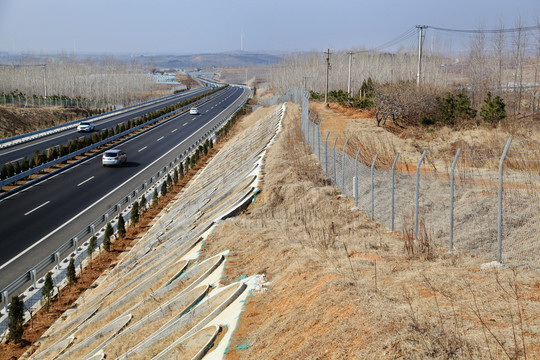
[12,102,540,360]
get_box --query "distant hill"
[135,51,282,69]
[0,51,283,69]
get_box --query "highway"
[0,86,211,167]
[0,85,249,292]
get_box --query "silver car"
[77,121,95,132]
[189,107,199,115]
[102,149,127,166]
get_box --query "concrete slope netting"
[27,104,286,360]
[107,106,284,276]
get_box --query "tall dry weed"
[401,209,433,260]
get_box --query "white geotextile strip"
[29,104,287,360]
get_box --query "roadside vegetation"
[0,86,227,190]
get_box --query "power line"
[427,24,540,34]
[368,27,418,52]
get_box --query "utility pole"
[324,49,331,104]
[347,52,353,97]
[302,76,309,90]
[42,64,47,98]
[416,25,427,87]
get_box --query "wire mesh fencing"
[301,91,539,270]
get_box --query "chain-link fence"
[300,91,539,270]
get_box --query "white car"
[77,121,95,132]
[102,149,127,166]
[189,107,199,115]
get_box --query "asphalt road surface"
[0,86,211,167]
[0,85,249,292]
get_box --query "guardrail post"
[498,138,512,263]
[73,237,79,253]
[414,151,427,240]
[391,153,400,232]
[55,252,60,269]
[128,195,132,207]
[450,149,461,251]
[342,138,349,192]
[117,203,122,217]
[31,269,37,289]
[2,291,8,313]
[370,154,378,221]
[2,290,8,314]
[105,213,109,224]
[90,224,95,236]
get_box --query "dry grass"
[198,102,540,359]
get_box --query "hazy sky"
[1,0,539,55]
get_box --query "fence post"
[341,138,349,192]
[354,147,362,206]
[370,154,378,221]
[317,120,322,161]
[312,114,316,151]
[391,153,400,232]
[307,113,311,147]
[414,151,427,240]
[498,138,512,263]
[450,148,461,251]
[332,138,338,184]
[325,132,330,175]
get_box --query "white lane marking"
[157,136,164,142]
[182,123,187,126]
[138,146,147,152]
[77,176,94,186]
[171,129,177,133]
[0,87,249,271]
[24,201,50,216]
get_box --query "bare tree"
[492,20,506,95]
[512,18,527,116]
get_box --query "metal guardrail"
[0,87,209,149]
[0,87,226,194]
[0,85,249,321]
